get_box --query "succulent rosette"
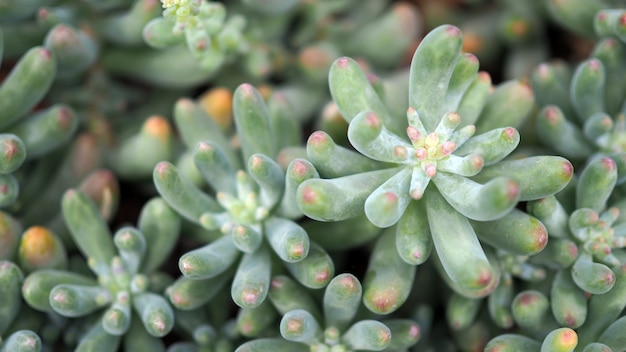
[531,34,626,183]
[296,24,573,303]
[153,84,332,311]
[21,192,181,351]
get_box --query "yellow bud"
[198,87,233,130]
[143,115,172,143]
[19,226,66,272]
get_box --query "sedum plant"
[296,24,573,304]
[528,157,626,296]
[20,190,181,351]
[531,35,626,183]
[153,83,332,310]
[519,156,626,348]
[143,0,247,74]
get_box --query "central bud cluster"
[496,250,546,282]
[395,107,478,200]
[571,207,626,266]
[216,170,269,234]
[404,107,461,175]
[161,0,201,30]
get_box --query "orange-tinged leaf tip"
[288,243,306,259]
[144,116,172,141]
[50,24,77,44]
[365,112,382,129]
[2,139,20,160]
[476,266,494,287]
[315,269,330,284]
[179,258,194,274]
[336,57,351,68]
[463,52,479,64]
[19,226,58,264]
[241,289,261,305]
[561,160,574,180]
[471,154,484,170]
[519,80,534,99]
[198,87,233,129]
[588,59,602,71]
[544,106,562,124]
[378,327,392,344]
[286,317,304,333]
[506,180,520,200]
[176,97,194,111]
[366,287,401,314]
[308,130,331,148]
[155,161,171,176]
[409,323,421,338]
[602,270,616,286]
[503,127,517,140]
[477,71,491,83]
[291,159,310,177]
[600,157,617,172]
[557,328,578,348]
[446,25,462,37]
[169,291,189,307]
[151,317,168,333]
[39,47,53,60]
[238,83,255,95]
[249,154,263,169]
[337,275,359,292]
[533,223,548,252]
[300,185,320,205]
[196,141,213,153]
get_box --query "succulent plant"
[531,36,626,183]
[142,0,247,76]
[520,156,626,346]
[296,24,572,305]
[154,83,333,310]
[20,190,181,350]
[236,272,420,351]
